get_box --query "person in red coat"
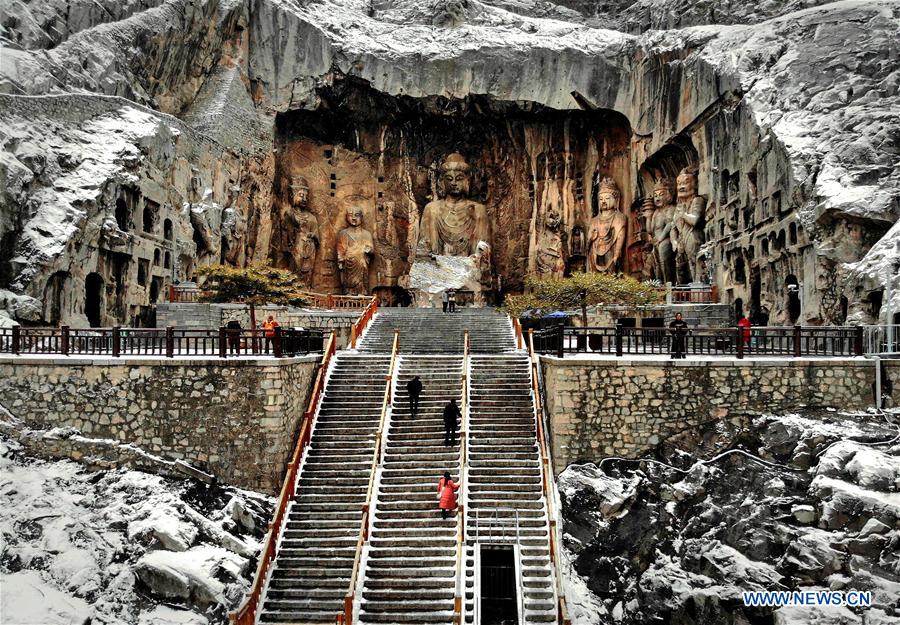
[738,314,752,348]
[437,471,459,520]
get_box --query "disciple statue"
[587,177,627,273]
[287,176,319,285]
[671,168,707,283]
[535,208,565,278]
[417,153,492,258]
[645,178,676,284]
[336,205,374,295]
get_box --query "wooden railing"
[350,296,380,348]
[654,284,718,304]
[532,325,865,359]
[168,284,201,303]
[452,331,470,624]
[298,291,374,310]
[340,330,400,625]
[0,326,326,358]
[527,329,571,625]
[229,331,338,625]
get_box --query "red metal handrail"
[229,331,338,625]
[528,329,571,625]
[340,330,400,624]
[350,295,379,348]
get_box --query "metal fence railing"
[532,325,865,359]
[0,326,326,358]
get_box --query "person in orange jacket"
[262,315,280,354]
[437,471,459,520]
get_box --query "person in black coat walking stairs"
[443,398,460,446]
[407,375,423,416]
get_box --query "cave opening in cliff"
[84,272,103,328]
[268,77,635,296]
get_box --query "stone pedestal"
[406,255,488,308]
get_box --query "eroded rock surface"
[560,411,900,624]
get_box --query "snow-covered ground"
[559,409,900,625]
[0,437,271,625]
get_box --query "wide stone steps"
[258,353,390,625]
[359,355,463,625]
[357,309,516,354]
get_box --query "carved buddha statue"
[336,205,374,295]
[671,168,706,283]
[417,153,491,258]
[587,177,627,273]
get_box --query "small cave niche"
[164,218,173,241]
[272,78,635,293]
[150,276,163,303]
[115,198,129,231]
[142,200,159,234]
[44,271,72,325]
[789,222,798,245]
[868,290,883,319]
[734,254,746,283]
[153,248,161,266]
[84,272,104,328]
[785,273,801,323]
[137,259,149,286]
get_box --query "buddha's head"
[439,153,471,199]
[346,205,364,227]
[598,177,621,213]
[289,175,309,208]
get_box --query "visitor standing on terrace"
[262,315,280,354]
[669,312,688,359]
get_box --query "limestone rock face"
[0,0,897,325]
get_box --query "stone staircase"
[360,355,464,624]
[358,308,515,354]
[464,354,556,625]
[258,352,390,624]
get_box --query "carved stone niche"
[634,138,702,285]
[270,79,634,298]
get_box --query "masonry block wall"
[541,357,875,472]
[0,356,319,492]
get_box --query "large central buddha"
[417,153,491,257]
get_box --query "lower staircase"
[464,354,557,624]
[258,352,390,623]
[359,355,464,624]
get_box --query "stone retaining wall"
[541,356,875,472]
[0,355,319,492]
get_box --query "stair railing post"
[166,326,174,358]
[218,327,227,358]
[793,325,802,358]
[736,327,744,359]
[60,325,70,355]
[615,325,624,357]
[112,326,121,357]
[557,325,564,359]
[11,326,20,355]
[853,325,863,356]
[273,326,283,358]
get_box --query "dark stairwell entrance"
[480,546,519,625]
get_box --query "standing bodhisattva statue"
[336,205,374,295]
[671,168,706,283]
[646,178,676,284]
[587,176,627,273]
[417,153,492,258]
[287,175,319,286]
